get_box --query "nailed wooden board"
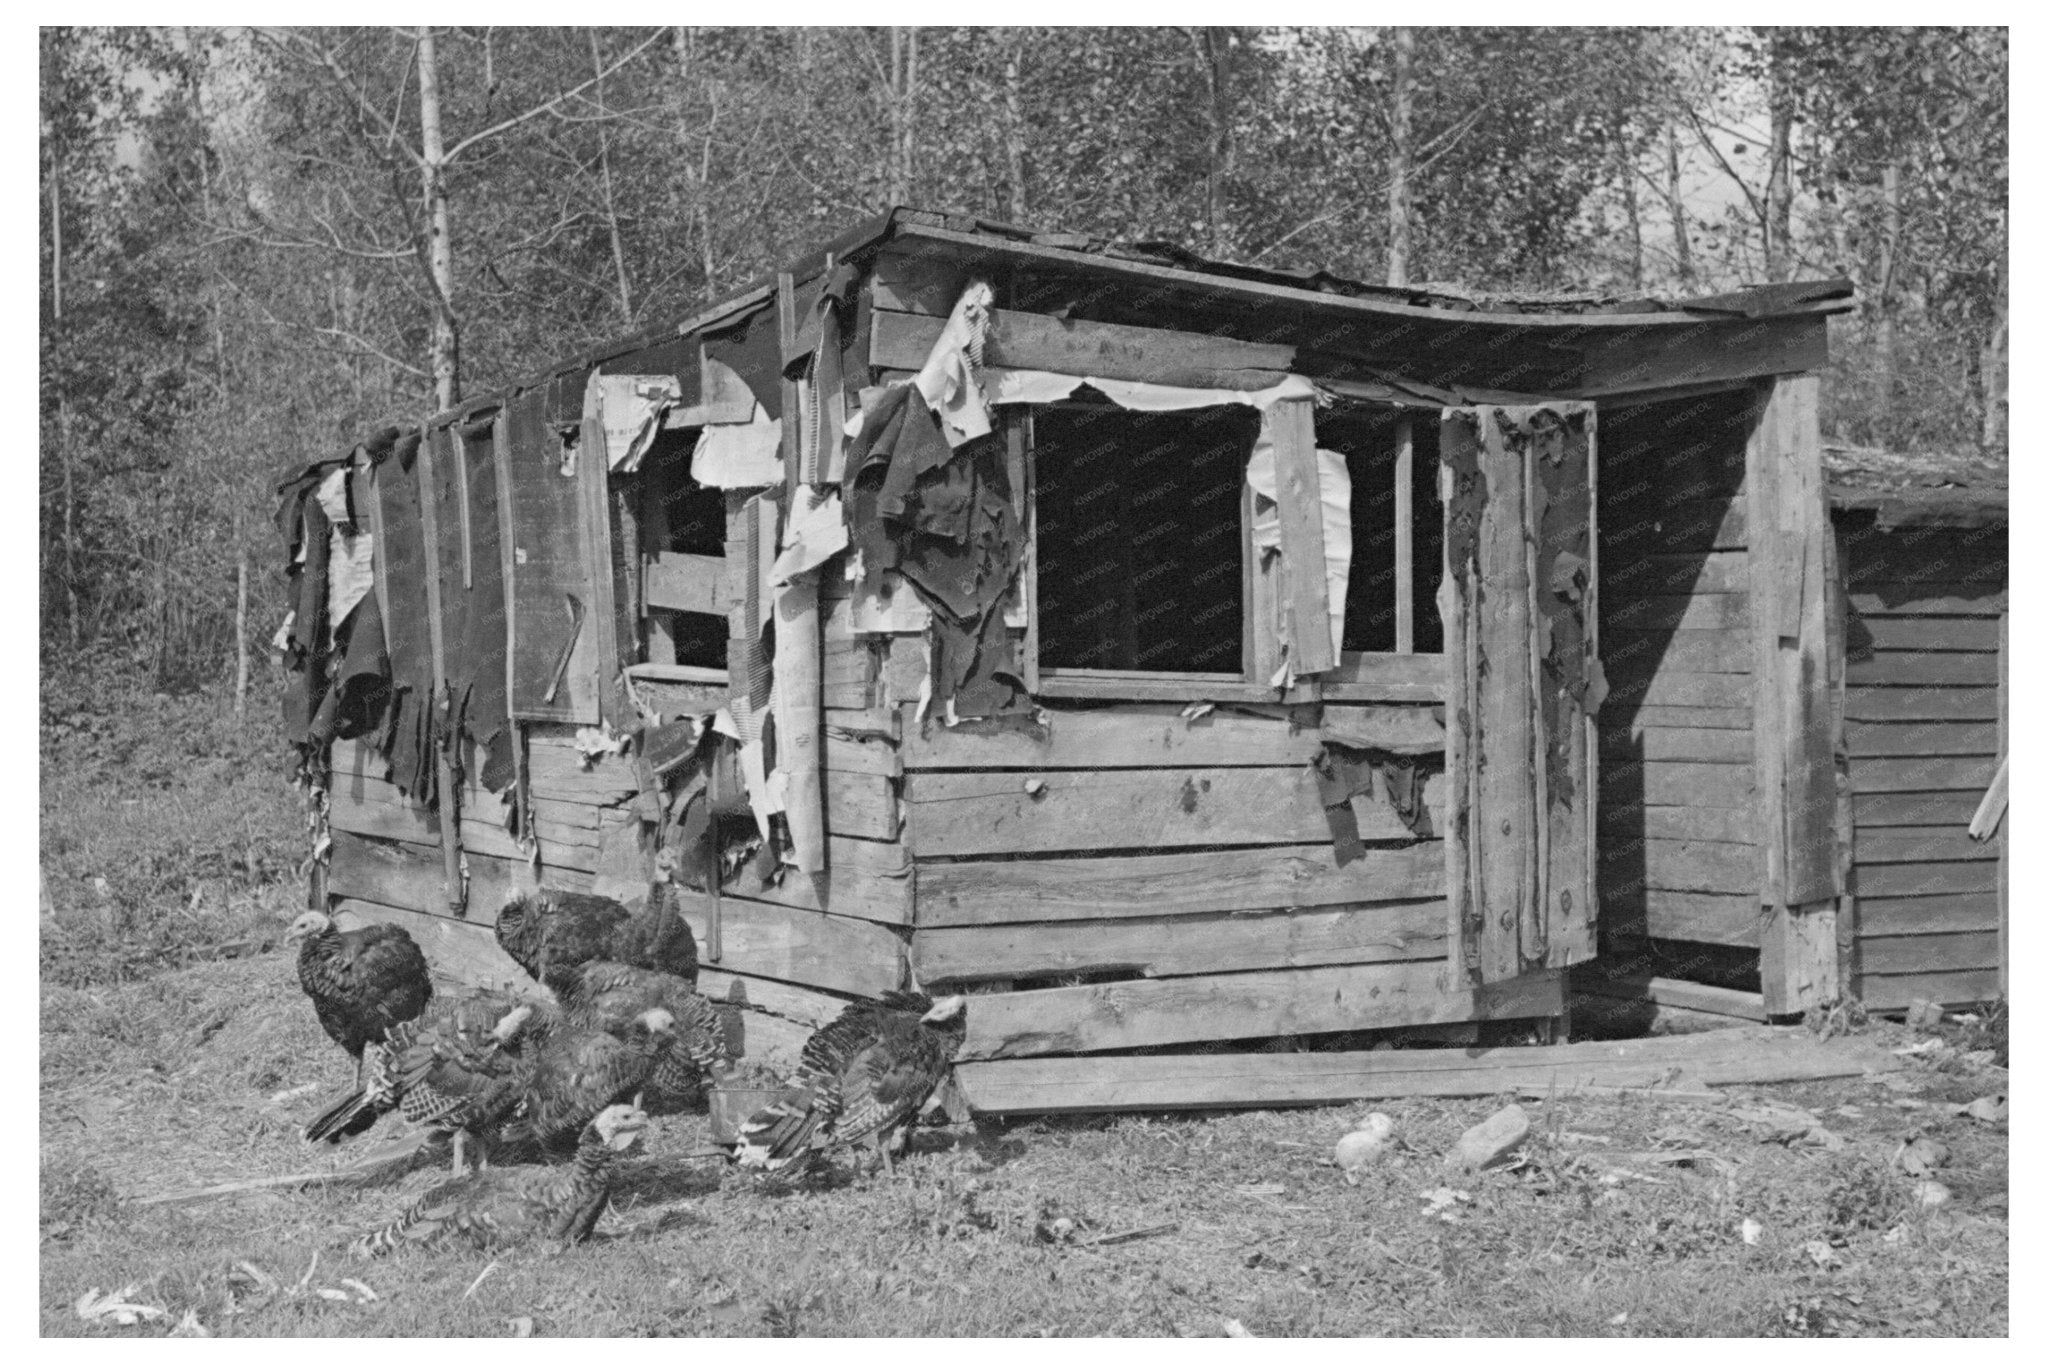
[1604,628,1752,675]
[327,788,583,871]
[824,728,902,779]
[1847,589,2007,617]
[1845,722,2000,757]
[870,305,1296,388]
[1628,804,1757,845]
[1601,670,1752,709]
[914,841,1446,927]
[1854,827,1999,864]
[1855,893,1999,936]
[1268,398,1336,675]
[521,740,644,802]
[695,966,856,1032]
[1600,762,1756,809]
[643,551,730,617]
[1858,932,2002,976]
[952,1023,1896,1113]
[1632,889,1760,946]
[1604,551,1746,597]
[954,960,1562,1061]
[1858,616,2002,653]
[898,704,1324,770]
[913,899,1448,984]
[1604,593,1750,632]
[1853,859,1996,898]
[1849,755,1997,793]
[1851,790,1987,827]
[1318,653,1449,702]
[1319,704,1447,754]
[824,769,897,841]
[717,835,913,927]
[1843,679,1998,720]
[1600,727,1753,764]
[903,766,1441,857]
[671,890,906,998]
[1601,837,1756,895]
[1597,498,1747,555]
[1857,969,2004,1011]
[1845,653,1999,687]
[330,898,548,1000]
[329,828,596,922]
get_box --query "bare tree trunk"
[1617,126,1643,291]
[234,532,250,714]
[1982,209,2008,450]
[417,28,459,409]
[1201,28,1238,257]
[590,30,633,323]
[887,27,918,205]
[1765,32,1794,283]
[1875,161,1901,433]
[50,167,81,650]
[1665,122,1693,286]
[1387,26,1415,286]
[1004,32,1028,222]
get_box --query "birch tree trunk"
[1617,126,1643,291]
[1387,27,1415,286]
[1201,28,1237,257]
[590,30,633,323]
[887,27,918,206]
[1665,122,1693,286]
[1004,32,1028,222]
[1982,210,2007,449]
[418,28,459,409]
[1875,161,1900,431]
[1765,32,1794,283]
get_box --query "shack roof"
[1825,441,2008,528]
[435,204,1856,428]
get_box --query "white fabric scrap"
[313,466,354,528]
[327,523,375,633]
[849,570,931,633]
[979,368,1317,414]
[1244,422,1350,670]
[737,738,779,841]
[597,373,682,472]
[691,401,784,488]
[914,280,995,447]
[770,486,849,588]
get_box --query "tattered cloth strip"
[843,383,1028,719]
[702,299,784,419]
[1312,744,1435,864]
[375,432,441,805]
[592,373,682,473]
[771,487,850,587]
[914,280,994,447]
[279,488,333,746]
[691,402,784,489]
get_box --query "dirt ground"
[40,949,2010,1338]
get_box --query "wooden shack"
[278,206,1873,1113]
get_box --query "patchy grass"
[41,684,306,987]
[41,949,2010,1338]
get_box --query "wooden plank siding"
[1835,510,2007,1009]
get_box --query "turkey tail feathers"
[733,1096,824,1172]
[304,1085,378,1144]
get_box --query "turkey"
[502,1008,677,1158]
[495,854,698,995]
[733,992,966,1179]
[287,910,433,1085]
[349,1103,650,1258]
[558,960,732,1112]
[304,989,548,1173]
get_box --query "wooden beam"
[577,393,624,731]
[1996,608,2008,997]
[913,898,1447,984]
[1267,398,1336,675]
[903,765,1443,857]
[643,552,730,619]
[915,841,1446,927]
[671,890,906,998]
[1393,415,1415,653]
[952,1025,1898,1114]
[327,831,577,924]
[1571,973,1767,1022]
[898,703,1324,770]
[1320,704,1446,754]
[719,834,911,927]
[870,305,1296,388]
[1474,408,1536,982]
[1314,652,1447,701]
[954,959,1562,1061]
[1576,313,1830,396]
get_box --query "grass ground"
[40,690,2011,1337]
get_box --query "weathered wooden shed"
[279,206,1880,1113]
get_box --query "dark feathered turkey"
[495,875,697,995]
[733,991,966,1178]
[558,960,731,1112]
[502,1008,677,1158]
[288,910,432,1082]
[349,1104,649,1258]
[303,988,549,1172]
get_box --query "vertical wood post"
[1394,415,1414,654]
[413,425,467,917]
[1265,398,1335,676]
[1997,608,2008,999]
[577,392,624,732]
[1748,373,1838,1015]
[490,409,529,844]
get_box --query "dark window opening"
[637,429,729,671]
[1034,402,1253,674]
[1318,405,1444,655]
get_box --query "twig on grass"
[464,1260,501,1299]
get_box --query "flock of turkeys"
[286,868,966,1259]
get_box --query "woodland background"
[38,26,2008,713]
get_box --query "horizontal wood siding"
[1595,392,1760,952]
[1838,517,2006,1009]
